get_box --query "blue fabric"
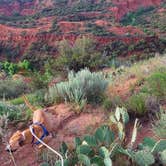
[31,122,49,145]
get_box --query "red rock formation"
[110,0,162,21]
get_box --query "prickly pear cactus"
[134,150,155,166]
[159,149,166,165]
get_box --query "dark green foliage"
[120,6,155,26]
[2,61,18,75]
[22,41,57,70]
[53,37,106,72]
[125,93,148,116]
[87,23,113,36]
[0,60,32,75]
[30,69,53,89]
[102,97,113,110]
[0,43,20,61]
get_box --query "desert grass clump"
[125,93,148,116]
[0,101,23,121]
[48,68,108,107]
[152,109,166,139]
[141,71,166,101]
[0,78,30,99]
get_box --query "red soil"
[58,21,85,33]
[108,76,138,100]
[95,20,109,27]
[0,104,105,166]
[108,26,144,36]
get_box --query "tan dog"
[6,95,54,152]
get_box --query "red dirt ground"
[108,76,138,100]
[0,100,157,166]
[0,104,106,166]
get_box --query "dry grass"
[106,55,166,99]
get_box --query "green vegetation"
[0,101,25,121]
[120,6,155,26]
[125,93,148,116]
[0,43,20,61]
[141,70,166,101]
[41,107,166,166]
[49,37,106,72]
[0,78,30,99]
[47,68,108,108]
[152,109,166,138]
[22,41,56,69]
[0,60,31,75]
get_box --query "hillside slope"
[0,0,165,62]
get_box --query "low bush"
[0,60,32,75]
[9,90,46,107]
[125,93,148,116]
[53,37,106,72]
[141,71,166,101]
[47,68,108,107]
[30,70,53,90]
[0,78,30,99]
[0,101,23,121]
[152,109,166,138]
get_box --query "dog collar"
[31,122,49,145]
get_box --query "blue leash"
[31,122,49,145]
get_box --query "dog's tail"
[22,95,37,112]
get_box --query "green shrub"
[54,37,106,72]
[102,97,113,111]
[0,79,30,99]
[152,109,166,138]
[9,90,43,105]
[2,61,18,75]
[125,93,148,116]
[0,101,23,121]
[47,68,108,106]
[30,70,53,89]
[141,71,166,101]
[18,60,31,71]
[56,125,115,166]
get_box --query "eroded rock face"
[111,0,162,21]
[0,0,164,60]
[0,0,163,17]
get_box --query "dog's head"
[6,130,25,152]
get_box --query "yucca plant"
[47,68,108,107]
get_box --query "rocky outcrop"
[110,0,162,21]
